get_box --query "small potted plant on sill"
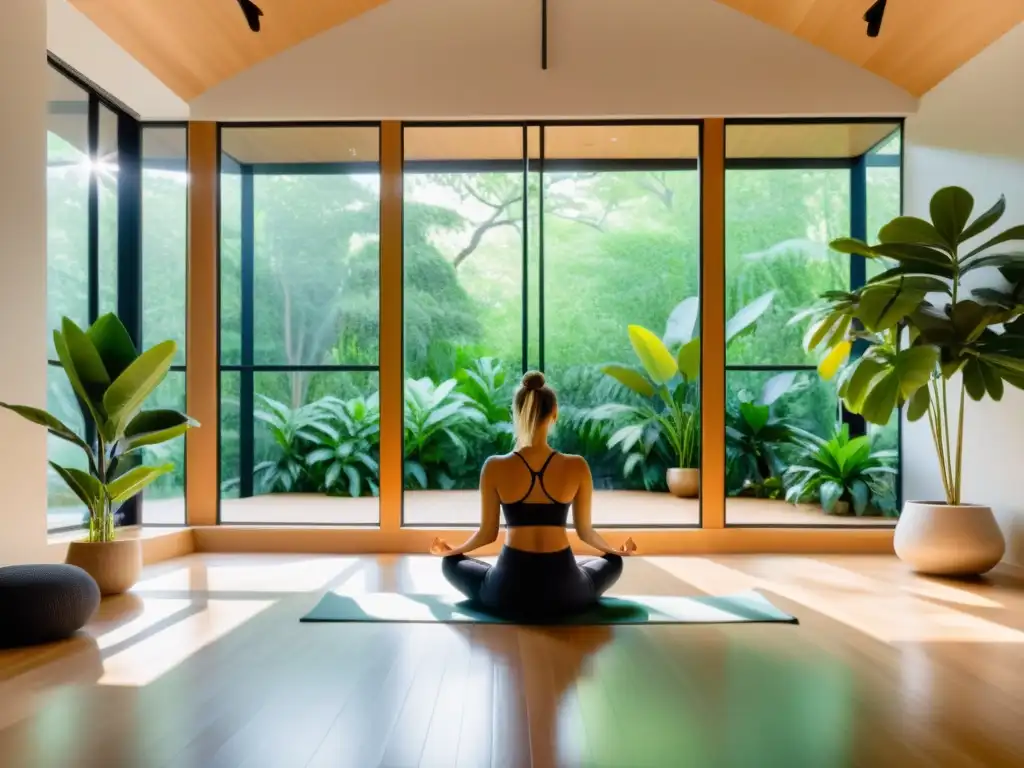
[1,315,196,594]
[797,186,1024,575]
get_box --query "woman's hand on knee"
[430,537,453,556]
[616,537,637,556]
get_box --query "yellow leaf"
[627,325,678,385]
[818,341,852,381]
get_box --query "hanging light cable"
[864,0,887,38]
[236,0,264,32]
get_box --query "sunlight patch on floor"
[647,557,1024,644]
[98,600,272,687]
[135,556,358,593]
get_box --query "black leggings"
[442,546,623,621]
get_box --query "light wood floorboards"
[1,554,1022,767]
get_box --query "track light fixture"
[864,0,887,38]
[236,0,264,32]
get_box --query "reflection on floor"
[208,491,896,527]
[1,554,1021,766]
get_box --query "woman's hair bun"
[521,371,546,391]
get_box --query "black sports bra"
[501,451,571,528]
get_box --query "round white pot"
[894,501,1005,576]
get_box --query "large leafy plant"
[253,395,331,493]
[596,292,775,478]
[455,356,514,453]
[1,315,196,542]
[784,425,898,516]
[404,377,487,490]
[304,395,380,497]
[253,393,380,497]
[726,372,801,498]
[799,187,1024,505]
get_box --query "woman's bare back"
[489,447,585,553]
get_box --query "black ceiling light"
[236,0,264,32]
[864,0,887,38]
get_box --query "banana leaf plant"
[595,292,775,477]
[795,187,1024,505]
[1,315,196,542]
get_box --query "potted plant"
[599,324,701,497]
[1,315,196,594]
[595,292,776,498]
[783,425,898,516]
[799,187,1024,574]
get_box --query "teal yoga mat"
[301,590,797,625]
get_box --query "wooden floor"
[211,492,895,527]
[2,554,1021,767]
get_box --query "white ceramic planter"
[894,501,1005,576]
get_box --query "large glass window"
[724,122,902,526]
[402,124,700,527]
[219,125,382,525]
[45,63,163,532]
[45,69,90,531]
[139,126,189,524]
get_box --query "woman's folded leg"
[579,554,623,597]
[441,554,491,603]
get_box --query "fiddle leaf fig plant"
[796,187,1024,506]
[1,315,197,542]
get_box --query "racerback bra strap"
[512,451,559,503]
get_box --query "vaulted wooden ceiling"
[70,0,1024,101]
[714,0,1024,96]
[69,0,389,101]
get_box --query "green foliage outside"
[46,128,904,520]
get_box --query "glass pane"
[402,127,527,526]
[98,103,119,318]
[722,369,899,525]
[220,125,382,367]
[543,124,701,526]
[220,164,243,365]
[220,371,380,524]
[221,371,242,501]
[142,126,188,361]
[46,365,88,531]
[866,127,902,280]
[140,371,186,524]
[725,168,849,367]
[46,68,89,359]
[402,124,702,527]
[725,121,901,527]
[252,171,380,366]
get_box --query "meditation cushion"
[0,564,100,648]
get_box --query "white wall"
[903,23,1024,567]
[0,1,50,564]
[47,0,188,119]
[192,0,916,120]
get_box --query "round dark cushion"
[0,564,100,648]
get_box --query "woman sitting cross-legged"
[431,370,636,621]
